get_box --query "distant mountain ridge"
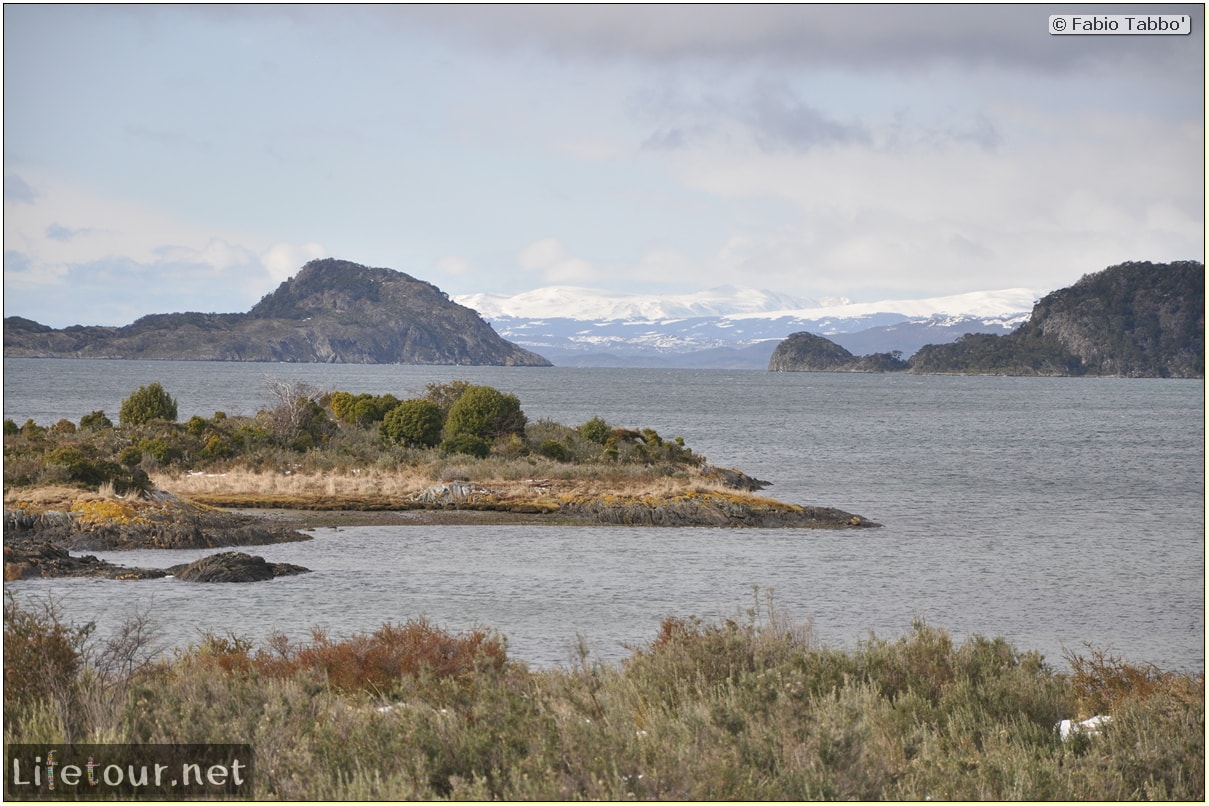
[3,259,551,366]
[770,261,1205,378]
[454,287,1037,368]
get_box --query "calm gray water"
[3,359,1204,671]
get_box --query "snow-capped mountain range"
[453,286,1040,369]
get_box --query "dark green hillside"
[771,261,1204,378]
[1022,260,1204,377]
[910,260,1203,377]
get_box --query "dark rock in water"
[167,551,310,583]
[3,542,168,580]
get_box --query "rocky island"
[769,261,1204,377]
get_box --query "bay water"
[3,358,1204,671]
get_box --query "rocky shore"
[3,491,313,582]
[3,478,878,581]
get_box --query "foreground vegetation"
[4,592,1202,800]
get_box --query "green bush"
[137,438,183,466]
[444,385,526,442]
[43,446,124,488]
[117,446,143,467]
[381,399,444,448]
[199,434,233,460]
[538,440,570,462]
[3,418,19,436]
[578,416,612,444]
[330,392,402,427]
[79,410,113,431]
[440,433,490,459]
[50,419,77,435]
[119,382,178,426]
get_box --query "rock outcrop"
[4,542,167,580]
[3,542,310,582]
[167,551,310,583]
[3,493,313,551]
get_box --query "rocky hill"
[3,259,552,366]
[766,332,909,372]
[770,261,1204,378]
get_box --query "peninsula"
[3,379,876,580]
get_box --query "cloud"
[435,255,472,276]
[651,101,1204,297]
[45,223,91,242]
[2,169,330,325]
[262,242,327,283]
[518,238,567,271]
[517,238,598,284]
[743,84,871,152]
[4,174,38,204]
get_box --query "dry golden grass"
[151,465,744,508]
[4,484,109,511]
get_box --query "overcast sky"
[4,4,1204,327]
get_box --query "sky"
[3,3,1204,328]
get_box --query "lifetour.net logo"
[5,744,254,800]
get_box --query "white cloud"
[518,238,568,271]
[262,242,327,282]
[660,103,1204,297]
[517,238,601,285]
[435,254,472,276]
[1,169,332,325]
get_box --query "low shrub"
[578,416,612,444]
[440,433,490,459]
[79,410,113,431]
[538,439,570,462]
[251,621,507,693]
[1,596,1202,801]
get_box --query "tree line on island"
[769,261,1204,378]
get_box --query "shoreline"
[3,484,879,580]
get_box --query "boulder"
[167,551,310,583]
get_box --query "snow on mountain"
[723,287,1039,324]
[456,286,1037,324]
[453,285,1041,368]
[455,285,819,321]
